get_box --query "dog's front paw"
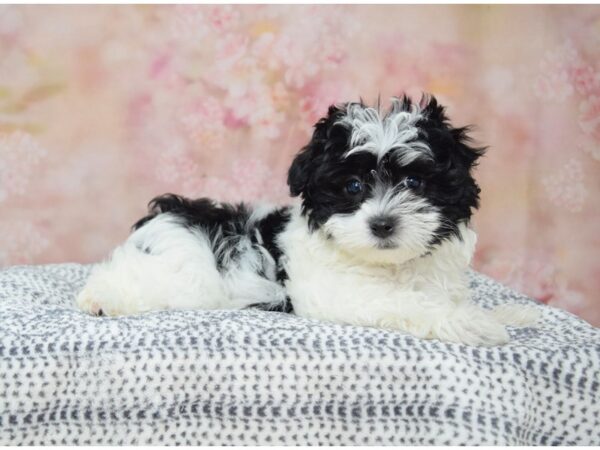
[459,319,510,347]
[492,304,541,327]
[432,306,511,347]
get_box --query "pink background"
[1,5,599,325]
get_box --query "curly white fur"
[339,100,432,165]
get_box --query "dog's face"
[287,95,484,264]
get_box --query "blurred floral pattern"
[1,5,599,325]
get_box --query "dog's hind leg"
[76,213,229,316]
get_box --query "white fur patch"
[322,185,441,265]
[338,99,432,165]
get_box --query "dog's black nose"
[369,216,396,239]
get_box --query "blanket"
[0,263,598,445]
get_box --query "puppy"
[77,94,538,346]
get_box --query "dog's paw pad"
[76,290,112,317]
[90,302,104,316]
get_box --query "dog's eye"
[404,175,423,190]
[345,179,363,195]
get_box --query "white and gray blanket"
[0,263,598,445]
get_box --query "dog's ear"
[448,125,486,210]
[421,94,485,215]
[287,145,315,197]
[288,104,347,197]
[421,95,485,171]
[450,126,486,170]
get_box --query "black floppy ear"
[421,94,486,216]
[444,126,486,212]
[287,104,347,197]
[287,145,314,197]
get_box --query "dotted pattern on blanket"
[0,263,599,445]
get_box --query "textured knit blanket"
[0,263,599,445]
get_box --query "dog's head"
[288,95,484,264]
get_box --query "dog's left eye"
[404,175,423,190]
[345,179,363,195]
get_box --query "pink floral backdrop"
[1,5,599,325]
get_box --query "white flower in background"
[0,131,47,203]
[168,5,240,49]
[213,33,250,71]
[223,79,285,140]
[178,96,226,149]
[250,32,280,72]
[155,145,199,187]
[533,40,579,101]
[268,11,355,90]
[169,5,210,42]
[541,158,587,213]
[543,40,579,67]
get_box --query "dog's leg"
[432,302,540,346]
[354,292,539,346]
[430,303,512,346]
[76,214,228,316]
[77,244,155,316]
[490,303,541,327]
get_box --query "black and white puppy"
[77,95,537,346]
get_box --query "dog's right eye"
[345,179,363,195]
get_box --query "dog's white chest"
[284,253,406,325]
[277,209,477,329]
[278,213,417,326]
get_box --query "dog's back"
[77,194,291,316]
